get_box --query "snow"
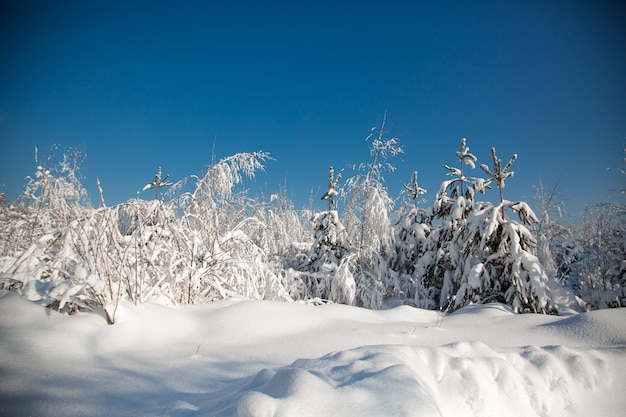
[0,292,625,417]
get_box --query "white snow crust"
[0,292,624,417]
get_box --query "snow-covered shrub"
[0,203,33,261]
[0,200,184,323]
[179,152,271,238]
[0,150,295,323]
[562,150,626,309]
[0,147,90,257]
[114,199,188,305]
[531,181,579,289]
[174,151,293,304]
[571,203,626,309]
[250,188,313,273]
[302,209,350,300]
[1,207,121,323]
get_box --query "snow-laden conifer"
[457,200,556,313]
[403,171,427,202]
[448,147,555,313]
[411,141,556,313]
[391,172,434,307]
[142,167,173,200]
[302,167,354,303]
[321,166,341,211]
[435,138,489,221]
[480,147,517,204]
[421,138,486,308]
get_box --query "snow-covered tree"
[532,181,577,286]
[341,115,402,308]
[304,167,354,304]
[391,172,433,308]
[480,147,517,204]
[423,138,487,308]
[573,203,626,309]
[142,167,173,200]
[451,147,555,313]
[403,171,427,202]
[557,150,626,309]
[410,141,556,313]
[310,167,348,267]
[174,151,291,304]
[247,188,314,300]
[429,139,490,228]
[321,166,341,211]
[457,200,556,313]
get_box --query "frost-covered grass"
[1,291,624,417]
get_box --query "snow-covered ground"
[0,291,625,417]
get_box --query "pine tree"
[480,148,517,204]
[305,167,354,304]
[453,147,556,313]
[414,141,556,313]
[143,167,173,200]
[391,172,434,308]
[456,200,556,313]
[321,166,341,211]
[424,138,486,308]
[403,171,427,202]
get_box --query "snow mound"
[1,293,625,417]
[214,342,614,417]
[540,308,626,346]
[447,302,515,317]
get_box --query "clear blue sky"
[1,0,625,217]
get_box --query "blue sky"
[1,0,625,217]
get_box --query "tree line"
[0,126,624,324]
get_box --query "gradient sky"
[1,0,625,218]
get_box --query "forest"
[1,125,624,324]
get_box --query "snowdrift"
[0,292,625,417]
